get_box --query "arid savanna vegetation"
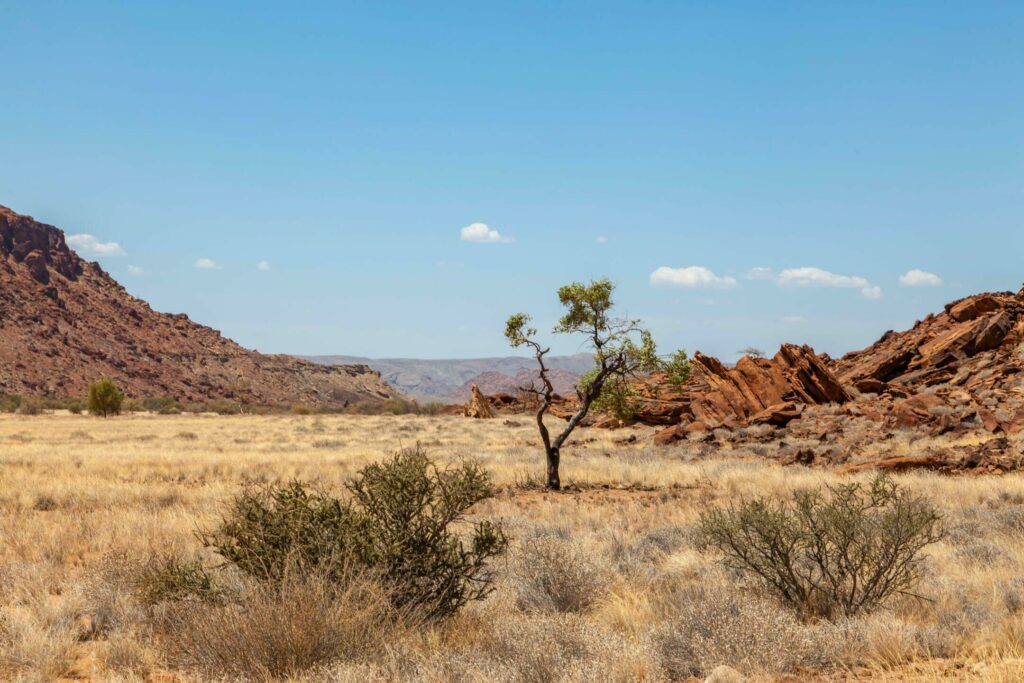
[2,412,1023,682]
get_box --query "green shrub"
[291,404,313,415]
[0,394,21,413]
[64,399,86,414]
[197,398,240,415]
[88,380,125,417]
[665,349,692,390]
[121,397,143,413]
[696,474,943,619]
[16,396,44,415]
[137,557,224,605]
[204,445,508,620]
[580,368,639,421]
[143,396,183,414]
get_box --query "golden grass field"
[1,412,1023,682]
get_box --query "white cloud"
[776,267,881,300]
[861,285,883,300]
[194,257,221,270]
[460,222,512,244]
[596,235,608,244]
[745,266,775,281]
[899,269,942,287]
[257,260,270,272]
[67,234,126,257]
[777,267,869,289]
[781,315,807,324]
[650,266,739,289]
[126,265,144,276]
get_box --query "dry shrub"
[474,612,633,682]
[697,474,943,618]
[654,584,832,679]
[0,606,79,680]
[513,535,613,613]
[159,569,406,680]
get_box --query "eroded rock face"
[463,384,495,419]
[632,344,851,444]
[0,205,397,406]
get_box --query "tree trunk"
[545,445,561,491]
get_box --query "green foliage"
[205,445,508,620]
[143,396,183,414]
[554,278,615,335]
[87,379,125,417]
[0,394,21,413]
[580,369,638,421]
[137,556,224,605]
[665,349,692,391]
[64,399,86,414]
[696,474,943,619]
[16,396,44,415]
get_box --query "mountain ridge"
[0,205,396,406]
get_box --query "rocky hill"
[460,288,1024,474]
[0,205,396,406]
[303,353,593,402]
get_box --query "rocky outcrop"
[463,384,495,419]
[637,344,851,444]
[0,205,397,406]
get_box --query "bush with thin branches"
[204,445,508,620]
[696,474,943,619]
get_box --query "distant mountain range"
[301,353,595,402]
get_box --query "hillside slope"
[0,205,395,406]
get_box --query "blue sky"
[2,1,1022,358]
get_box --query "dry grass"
[0,412,1022,681]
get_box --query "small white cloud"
[861,285,883,300]
[194,257,221,270]
[596,235,608,244]
[257,260,270,272]
[899,269,942,287]
[460,222,512,244]
[777,267,869,289]
[650,266,739,289]
[745,266,775,281]
[782,315,807,324]
[126,265,144,276]
[67,234,126,257]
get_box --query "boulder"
[749,401,803,427]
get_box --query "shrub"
[696,474,943,619]
[137,557,224,605]
[141,396,182,414]
[87,380,125,417]
[0,394,21,413]
[665,349,692,390]
[514,535,612,613]
[159,569,402,679]
[655,584,832,678]
[64,399,85,414]
[16,397,44,416]
[204,445,508,620]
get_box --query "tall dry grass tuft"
[158,568,408,680]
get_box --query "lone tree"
[87,379,125,417]
[506,279,671,490]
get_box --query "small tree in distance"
[88,379,125,417]
[506,279,676,490]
